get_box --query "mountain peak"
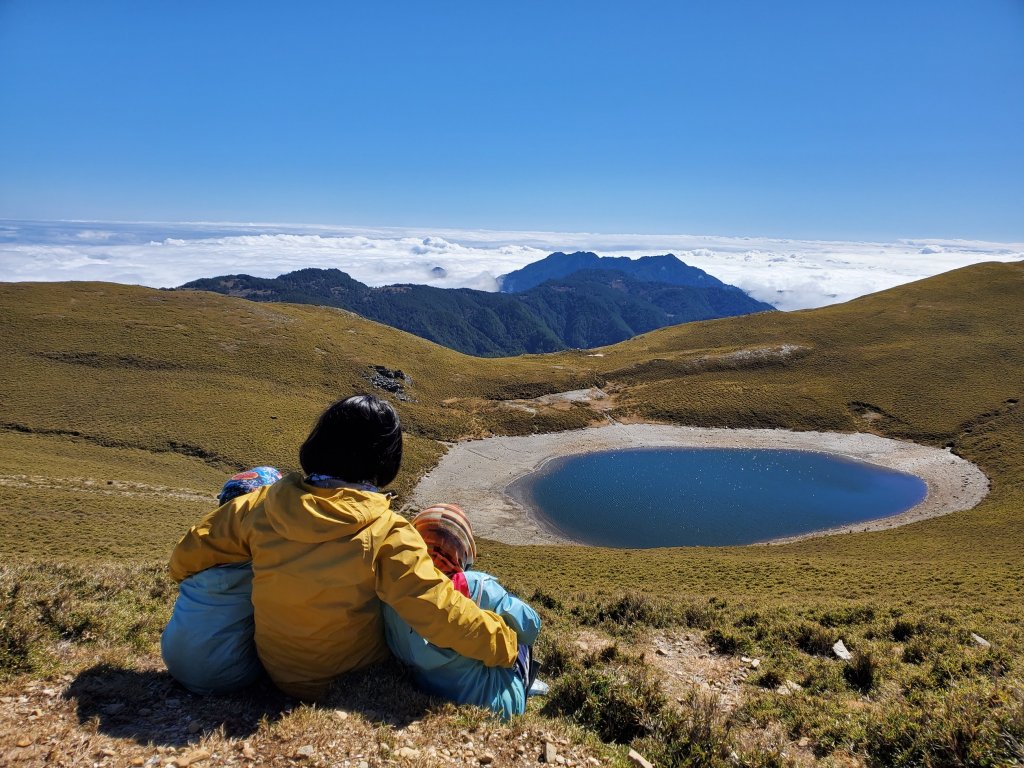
[498,252,727,293]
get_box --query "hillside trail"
[0,474,214,503]
[570,628,751,713]
[570,629,831,766]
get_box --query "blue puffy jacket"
[383,571,541,719]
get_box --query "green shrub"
[534,633,580,678]
[529,588,563,611]
[891,618,919,642]
[543,664,665,743]
[574,593,677,630]
[0,561,173,679]
[735,610,763,627]
[635,687,731,767]
[706,627,753,656]
[864,684,1018,767]
[844,650,879,694]
[752,668,783,690]
[803,659,847,695]
[582,643,644,669]
[931,654,971,689]
[976,647,1013,679]
[0,596,45,677]
[902,635,933,664]
[792,622,837,656]
[811,604,876,628]
[682,602,719,629]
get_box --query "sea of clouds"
[1,219,1020,311]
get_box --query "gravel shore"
[409,423,989,547]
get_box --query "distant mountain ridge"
[178,254,773,356]
[498,251,728,292]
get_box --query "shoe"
[527,678,550,697]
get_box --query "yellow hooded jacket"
[169,472,517,700]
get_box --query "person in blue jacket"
[161,466,282,695]
[382,503,544,720]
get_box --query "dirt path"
[571,627,750,714]
[0,474,214,503]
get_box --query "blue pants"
[161,562,264,695]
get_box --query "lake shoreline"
[409,423,990,548]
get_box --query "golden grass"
[1,262,1023,765]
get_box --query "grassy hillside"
[1,262,1022,766]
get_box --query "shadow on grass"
[63,664,294,746]
[63,660,434,746]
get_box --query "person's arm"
[471,573,542,646]
[168,492,259,582]
[375,520,517,668]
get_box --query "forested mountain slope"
[178,256,772,355]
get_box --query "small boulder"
[178,749,210,767]
[832,640,853,661]
[970,633,991,649]
[777,679,804,695]
[627,748,655,768]
[544,741,558,763]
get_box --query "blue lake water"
[517,448,928,547]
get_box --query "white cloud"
[0,219,1020,311]
[74,230,117,241]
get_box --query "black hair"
[298,394,403,488]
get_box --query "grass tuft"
[843,650,879,694]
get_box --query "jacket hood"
[262,472,392,544]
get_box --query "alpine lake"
[514,447,928,547]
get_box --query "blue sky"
[1,1,1022,240]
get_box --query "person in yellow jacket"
[168,394,518,700]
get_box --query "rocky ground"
[0,661,605,767]
[0,625,764,768]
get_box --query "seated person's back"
[165,396,519,701]
[161,466,282,695]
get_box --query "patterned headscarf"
[413,503,477,577]
[218,466,283,505]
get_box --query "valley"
[1,261,1022,766]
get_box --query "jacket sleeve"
[472,573,542,646]
[375,520,518,668]
[168,494,256,582]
